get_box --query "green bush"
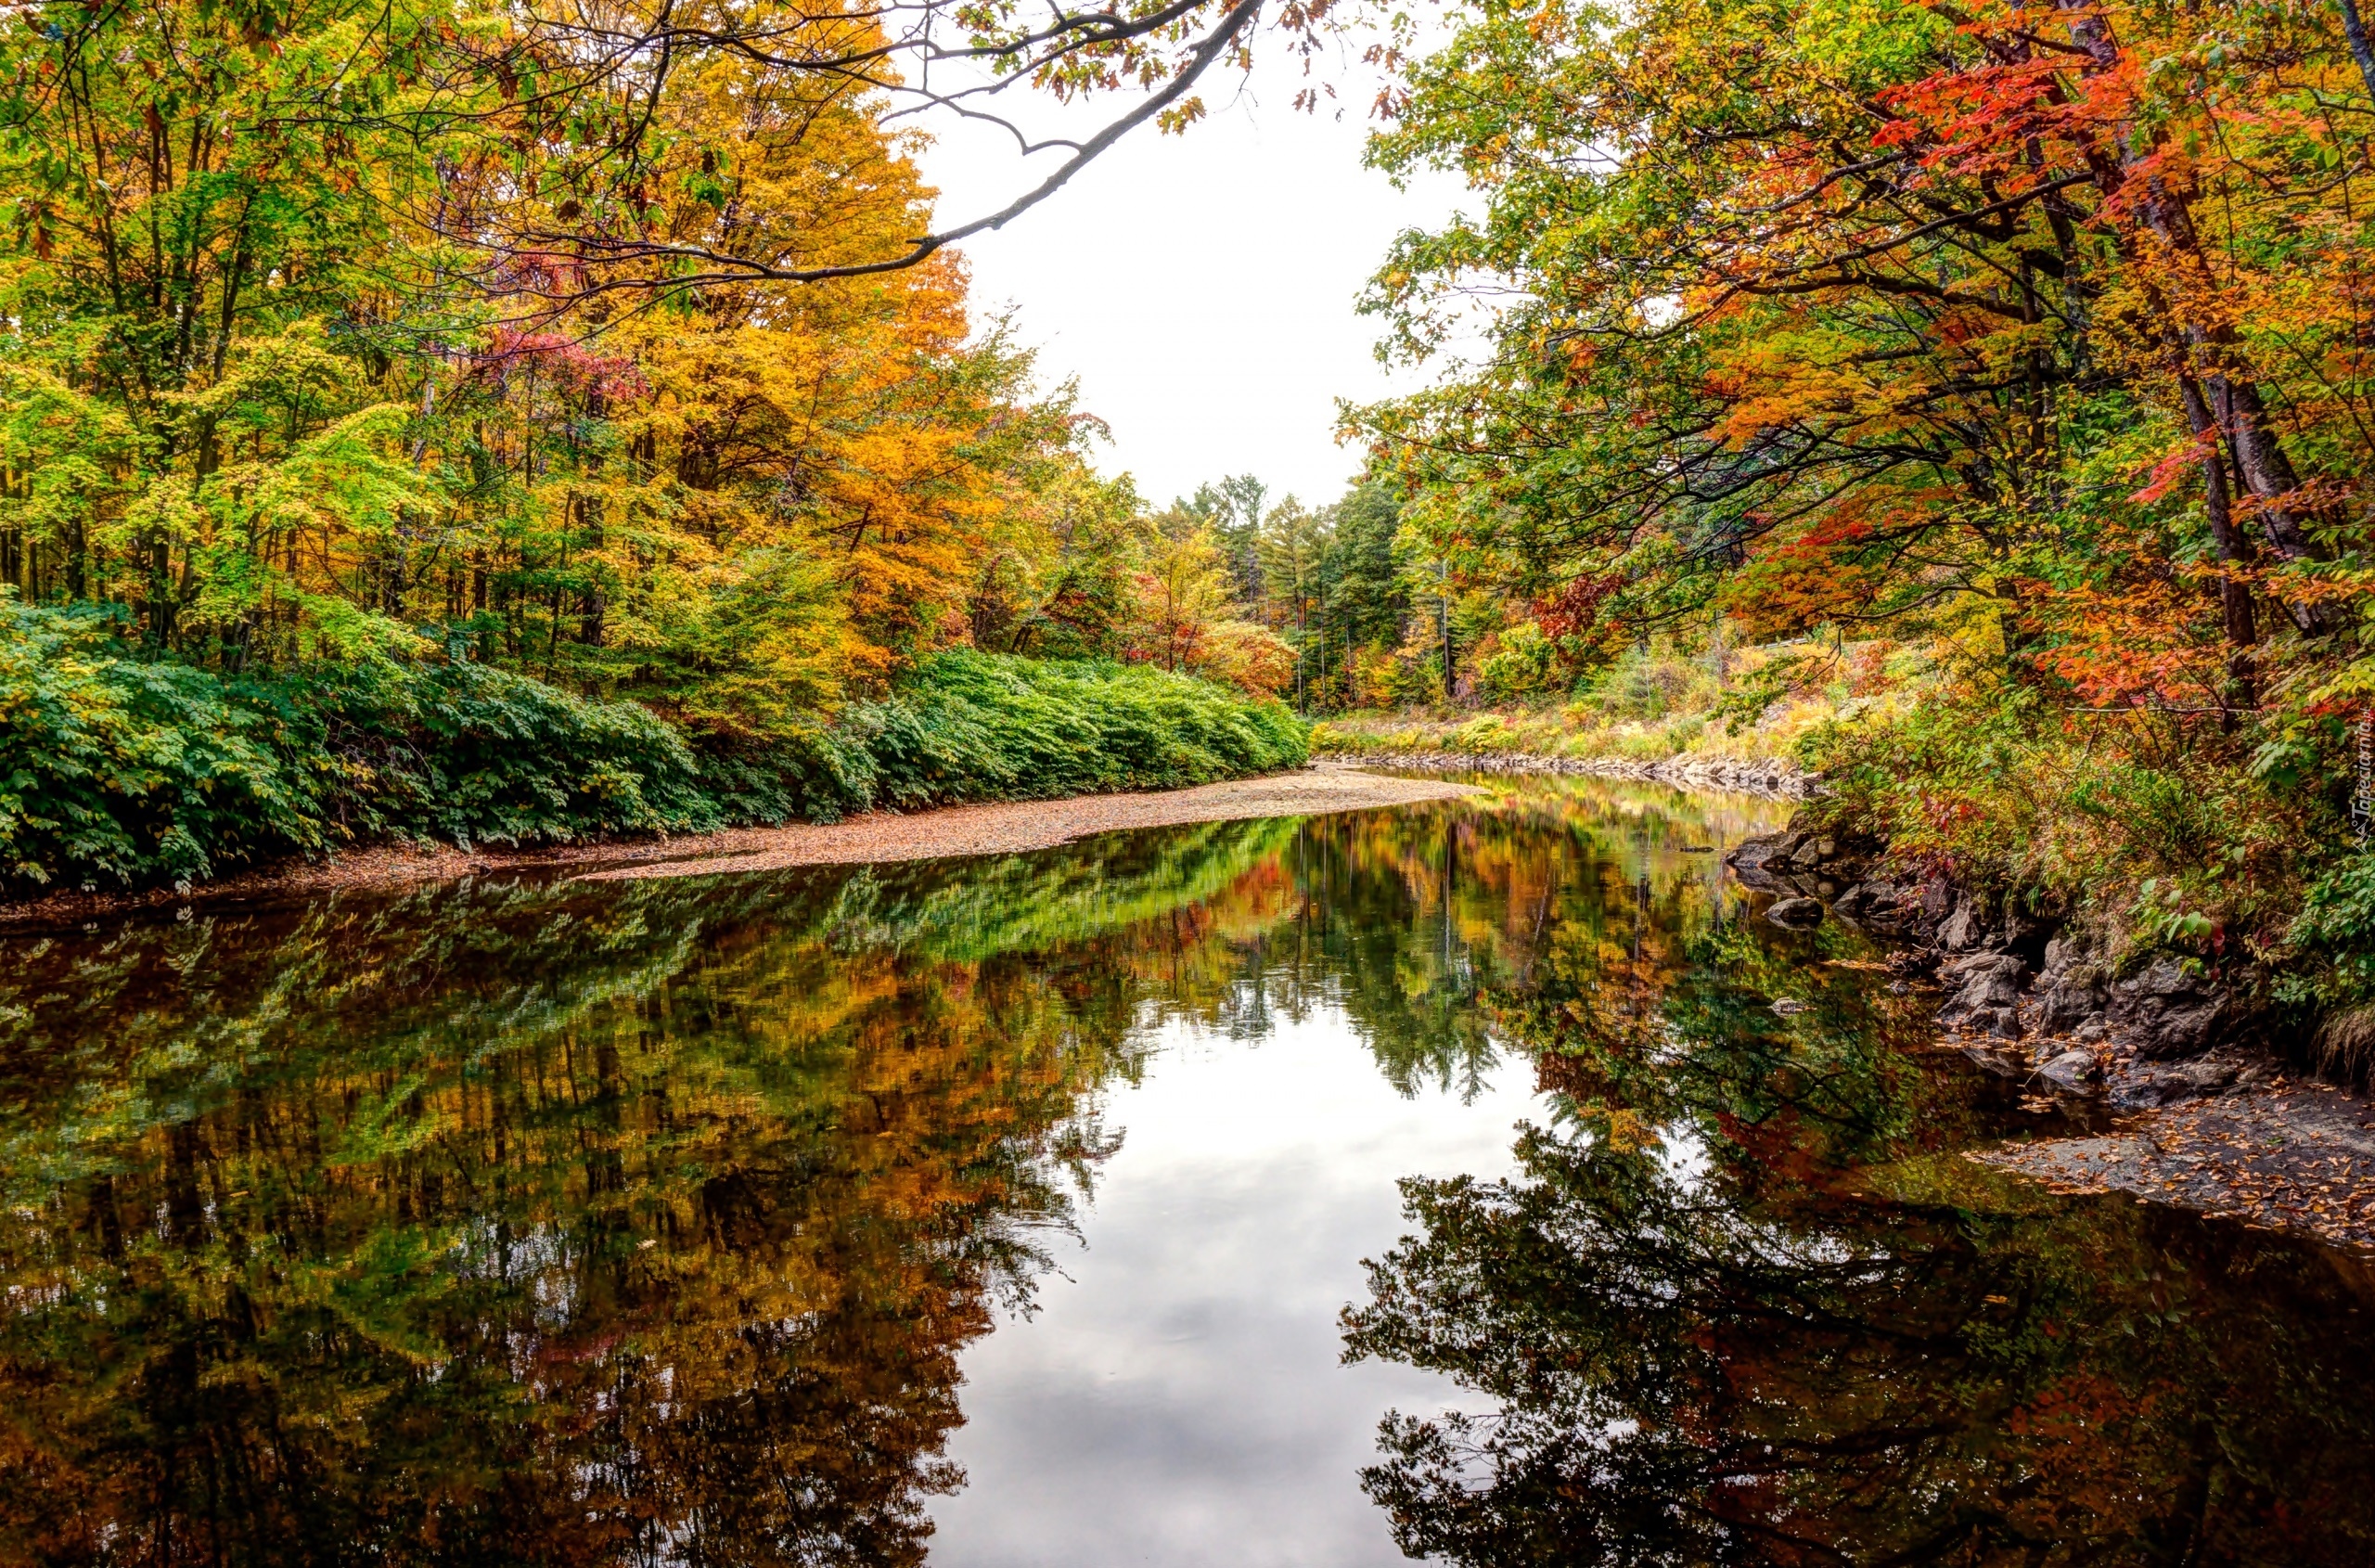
[0,601,323,887]
[0,606,1309,892]
[277,661,724,847]
[859,648,1308,809]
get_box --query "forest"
[6,0,2375,1053]
[1339,0,2375,1056]
[0,0,1352,893]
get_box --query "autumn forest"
[0,0,2372,1040]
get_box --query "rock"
[2037,1048,2100,1090]
[1771,997,1811,1016]
[2108,957,2235,1060]
[1921,878,1954,922]
[2034,962,2108,1035]
[1939,952,2026,1038]
[1831,879,1919,938]
[1766,897,1827,930]
[1727,832,1804,891]
[2028,929,2109,1037]
[1941,950,2024,982]
[1936,902,1986,953]
[2041,932,2086,974]
[1960,1043,2028,1078]
[1319,752,1817,798]
[2110,1053,2244,1110]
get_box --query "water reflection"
[0,778,2366,1565]
[1342,804,2375,1568]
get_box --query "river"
[1,777,2370,1565]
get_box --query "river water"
[2,777,2372,1565]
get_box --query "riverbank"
[0,766,1475,928]
[1727,819,2375,1253]
[1320,749,1813,798]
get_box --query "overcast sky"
[908,43,1470,512]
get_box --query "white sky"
[910,42,1470,511]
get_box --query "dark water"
[2,778,2372,1567]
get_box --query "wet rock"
[1324,752,1817,798]
[2109,957,2235,1060]
[1832,879,1919,938]
[1727,832,1804,892]
[2038,1048,2100,1091]
[1766,896,1827,930]
[1939,952,2026,1037]
[2109,1053,2246,1111]
[1960,1042,2028,1078]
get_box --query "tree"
[1354,0,2375,720]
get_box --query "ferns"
[0,603,1308,892]
[861,649,1309,809]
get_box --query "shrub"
[0,601,322,886]
[860,648,1308,809]
[0,608,1309,892]
[278,661,723,847]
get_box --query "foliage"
[0,604,1306,891]
[0,0,1339,891]
[859,649,1308,809]
[1347,0,2375,1032]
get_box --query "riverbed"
[1,776,2369,1564]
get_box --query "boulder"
[2108,957,2235,1060]
[2037,1048,2101,1091]
[1938,952,2026,1037]
[1727,832,1805,892]
[1936,902,1986,953]
[2028,932,2110,1037]
[1766,896,1828,930]
[2034,962,2108,1035]
[1831,879,1919,938]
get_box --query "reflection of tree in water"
[1233,778,1788,1102]
[32,773,2326,1568]
[0,821,1308,1566]
[1342,807,2375,1567]
[1346,1122,2375,1565]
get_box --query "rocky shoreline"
[1320,750,1817,798]
[1728,821,2375,1253]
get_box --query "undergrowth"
[0,603,1305,893]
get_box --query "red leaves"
[1533,573,1624,639]
[468,328,648,404]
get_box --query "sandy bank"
[571,766,1478,884]
[0,766,1478,926]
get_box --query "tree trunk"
[2176,368,2259,717]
